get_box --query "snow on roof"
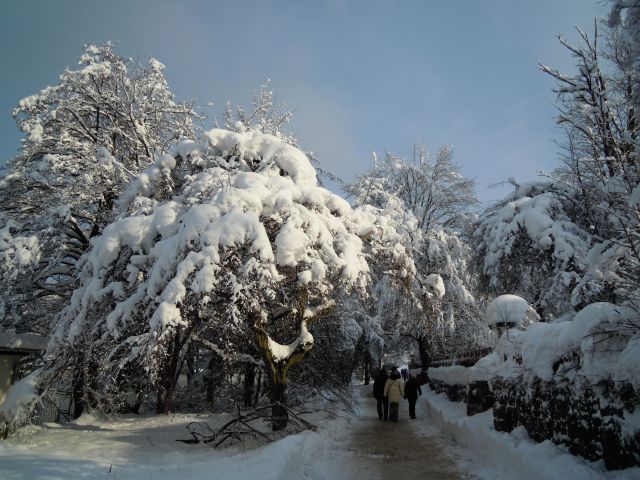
[0,332,47,352]
[485,294,538,328]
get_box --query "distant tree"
[345,146,484,368]
[222,79,295,145]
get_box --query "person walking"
[372,368,389,420]
[404,373,422,419]
[384,368,404,423]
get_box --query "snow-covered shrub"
[0,371,40,438]
[478,302,639,388]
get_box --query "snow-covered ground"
[0,406,350,480]
[421,388,640,480]
[0,385,467,480]
[2,385,638,479]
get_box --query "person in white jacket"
[383,368,404,422]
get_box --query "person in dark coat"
[372,368,389,420]
[404,373,422,419]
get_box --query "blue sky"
[0,0,607,203]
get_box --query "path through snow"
[304,386,474,479]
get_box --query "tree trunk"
[71,361,85,419]
[132,387,142,415]
[253,296,333,431]
[253,369,262,406]
[363,350,372,385]
[417,335,432,371]
[243,364,256,408]
[155,329,183,414]
[265,361,289,431]
[204,354,221,404]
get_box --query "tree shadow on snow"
[0,454,109,480]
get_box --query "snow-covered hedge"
[423,389,638,479]
[428,301,640,469]
[432,301,639,392]
[482,302,639,390]
[428,364,489,386]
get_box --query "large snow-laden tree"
[345,146,484,368]
[43,126,414,429]
[541,8,639,304]
[0,43,199,334]
[476,8,640,318]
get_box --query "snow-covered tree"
[475,5,640,322]
[473,180,592,317]
[345,146,484,368]
[0,43,199,334]
[222,79,295,145]
[471,15,640,450]
[42,127,414,429]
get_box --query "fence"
[2,390,73,438]
[429,346,493,368]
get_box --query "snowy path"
[304,386,473,479]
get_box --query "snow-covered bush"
[476,302,639,391]
[0,371,40,439]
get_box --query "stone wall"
[493,376,640,470]
[428,378,467,403]
[429,366,640,470]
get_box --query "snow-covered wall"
[427,301,640,470]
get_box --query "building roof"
[0,332,47,354]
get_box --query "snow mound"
[477,302,639,389]
[485,294,539,329]
[0,371,39,418]
[520,302,639,385]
